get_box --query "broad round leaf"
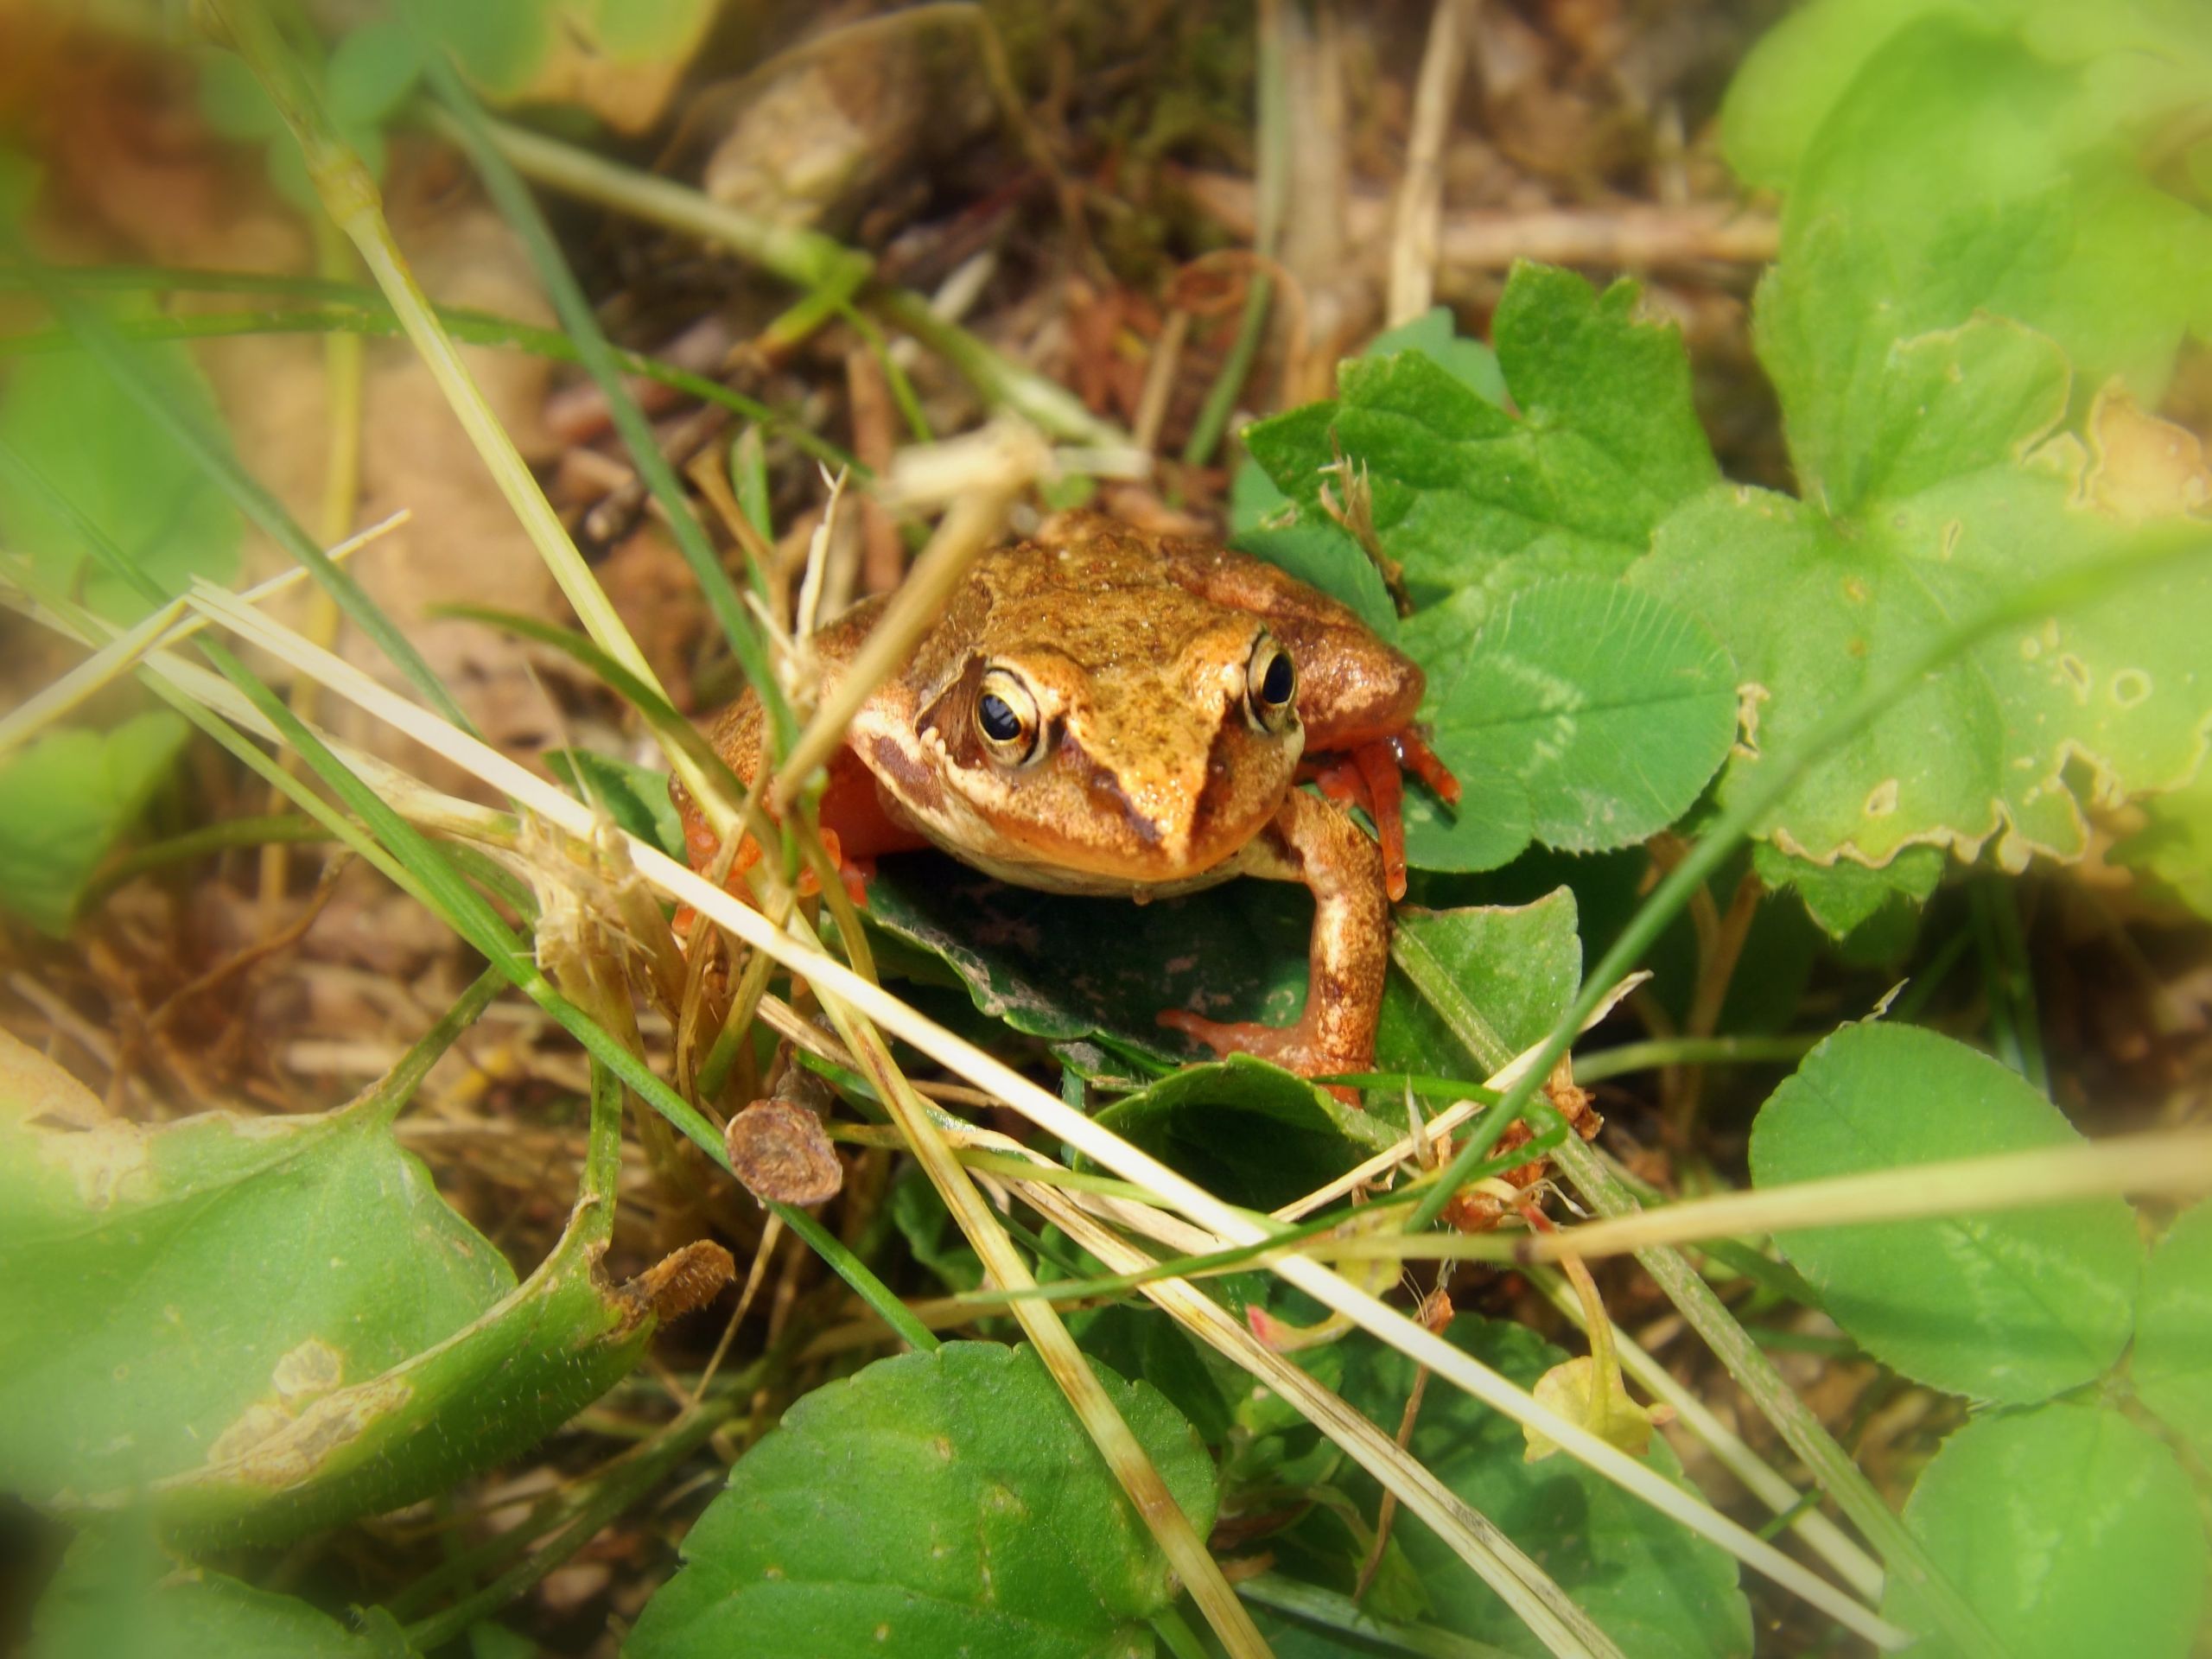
[2133,1201,2212,1462]
[1406,576,1738,854]
[0,332,243,620]
[0,711,188,937]
[628,1342,1217,1659]
[1884,1404,2207,1659]
[1749,1022,2143,1402]
[29,1526,415,1659]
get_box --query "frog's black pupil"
[979,692,1023,743]
[1260,651,1295,707]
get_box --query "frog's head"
[875,586,1306,885]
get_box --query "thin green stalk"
[1237,1574,1516,1659]
[1890,923,1975,1024]
[84,812,332,900]
[864,285,1131,448]
[414,47,798,760]
[1181,0,1287,467]
[1970,875,2046,1090]
[0,296,860,474]
[1573,1033,1821,1084]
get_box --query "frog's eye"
[1246,635,1298,733]
[976,668,1043,764]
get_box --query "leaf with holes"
[1749,1022,2143,1402]
[626,1342,1217,1659]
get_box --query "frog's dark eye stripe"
[1246,634,1298,734]
[976,667,1044,764]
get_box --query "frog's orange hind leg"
[1159,790,1387,1098]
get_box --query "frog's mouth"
[959,717,1302,887]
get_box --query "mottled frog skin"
[673,512,1458,1081]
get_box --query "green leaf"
[2132,1201,2212,1462]
[0,336,243,619]
[0,1029,653,1541]
[29,1525,416,1659]
[1753,842,1943,942]
[326,21,425,125]
[1244,264,1718,612]
[1336,1317,1750,1657]
[1227,460,1399,637]
[0,712,188,937]
[1363,308,1508,405]
[1377,887,1581,1078]
[413,0,717,103]
[864,853,1315,1065]
[1090,1055,1397,1211]
[2114,766,2212,920]
[1405,576,1738,855]
[627,1342,1217,1658]
[1633,456,2212,868]
[546,747,687,864]
[1748,1022,2144,1402]
[1759,19,2212,415]
[1884,1404,2208,1659]
[1718,0,1966,190]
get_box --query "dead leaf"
[725,1096,843,1206]
[622,1239,737,1321]
[2083,384,2212,523]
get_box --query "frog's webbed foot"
[1304,728,1460,901]
[1157,789,1389,1106]
[1157,1009,1364,1104]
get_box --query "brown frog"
[672,512,1458,1083]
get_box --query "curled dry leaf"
[2082,385,2212,524]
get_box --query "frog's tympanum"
[673,512,1459,1084]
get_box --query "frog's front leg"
[1159,789,1388,1086]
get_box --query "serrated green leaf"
[1634,448,2212,868]
[2132,1201,2212,1462]
[0,1029,652,1541]
[1406,577,1738,855]
[1377,887,1581,1078]
[1244,264,1717,612]
[1884,1404,2207,1658]
[29,1525,416,1659]
[627,1342,1216,1659]
[1090,1054,1397,1211]
[1748,1022,2143,1402]
[0,335,243,620]
[1336,1318,1751,1657]
[0,712,188,937]
[863,853,1314,1065]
